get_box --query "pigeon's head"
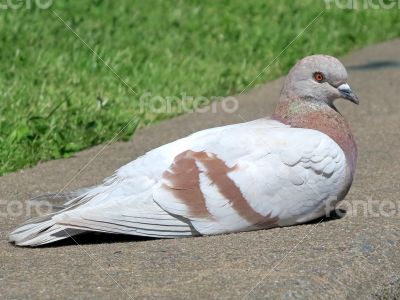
[281,55,359,105]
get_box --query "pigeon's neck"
[273,98,357,178]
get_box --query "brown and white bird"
[9,55,358,246]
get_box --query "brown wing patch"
[163,150,278,228]
[162,151,212,219]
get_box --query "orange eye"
[314,72,324,82]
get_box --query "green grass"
[0,0,399,175]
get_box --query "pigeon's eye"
[313,72,325,83]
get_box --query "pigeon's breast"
[273,106,357,181]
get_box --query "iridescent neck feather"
[273,97,357,178]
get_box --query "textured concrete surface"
[1,39,400,299]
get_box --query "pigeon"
[9,55,358,246]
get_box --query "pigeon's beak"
[337,83,359,104]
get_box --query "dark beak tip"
[348,93,359,105]
[338,86,359,105]
[350,93,359,105]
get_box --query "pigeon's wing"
[154,119,348,235]
[49,119,286,236]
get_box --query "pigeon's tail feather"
[9,181,195,246]
[9,187,93,246]
[8,214,84,246]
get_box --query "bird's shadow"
[305,208,347,225]
[34,232,157,248]
[20,209,347,248]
